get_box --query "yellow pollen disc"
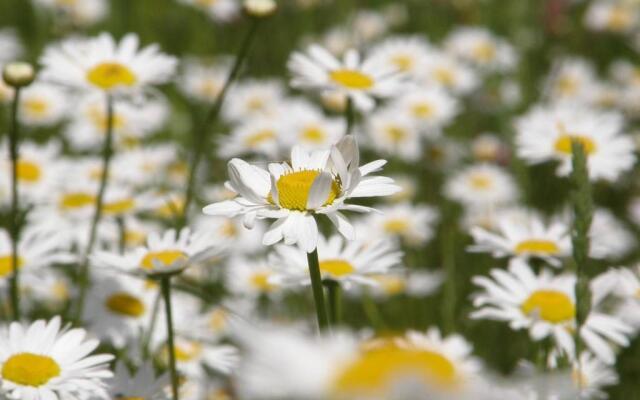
[140,250,187,270]
[102,198,136,215]
[59,192,96,210]
[250,272,275,292]
[319,259,355,278]
[607,7,631,30]
[87,62,137,90]
[554,135,597,155]
[199,80,221,98]
[521,290,575,323]
[173,342,202,362]
[472,42,496,62]
[514,239,560,255]
[412,103,434,118]
[16,160,42,183]
[246,97,266,111]
[105,292,146,317]
[270,170,341,211]
[391,54,414,71]
[2,353,61,387]
[219,220,238,238]
[468,174,492,190]
[0,255,24,278]
[22,99,49,118]
[371,275,406,295]
[301,126,326,143]
[556,76,578,96]
[385,126,407,143]
[332,345,458,396]
[383,219,410,234]
[244,130,276,147]
[329,69,374,90]
[125,230,146,247]
[434,68,455,86]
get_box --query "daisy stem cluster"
[307,249,330,331]
[570,140,594,384]
[160,275,180,400]
[75,94,115,322]
[7,86,23,321]
[180,18,261,227]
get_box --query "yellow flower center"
[244,130,276,147]
[319,259,355,278]
[391,54,414,71]
[102,198,136,215]
[88,107,126,131]
[412,103,434,118]
[332,345,458,396]
[270,170,341,211]
[371,275,406,295]
[140,250,187,270]
[59,192,96,210]
[87,62,137,90]
[434,68,455,86]
[16,160,42,183]
[385,125,407,143]
[514,239,560,255]
[521,290,575,323]
[105,292,146,317]
[554,135,597,156]
[383,219,410,234]
[250,272,275,292]
[472,42,496,62]
[173,342,202,362]
[329,69,374,90]
[219,220,238,238]
[22,98,49,118]
[468,173,493,190]
[199,80,221,98]
[2,353,61,387]
[209,309,228,332]
[556,76,578,96]
[0,255,23,278]
[246,97,266,111]
[125,230,147,247]
[607,7,632,30]
[301,126,326,143]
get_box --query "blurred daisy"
[445,27,517,72]
[218,116,283,159]
[368,36,432,78]
[469,211,571,267]
[386,174,416,202]
[585,1,639,34]
[226,257,281,298]
[391,86,459,136]
[361,202,439,247]
[352,9,389,43]
[178,0,240,22]
[288,44,405,111]
[109,361,169,400]
[203,137,399,252]
[366,109,422,160]
[194,215,265,255]
[571,351,619,398]
[471,134,509,163]
[280,100,345,151]
[589,208,635,260]
[270,233,403,289]
[93,228,225,277]
[418,48,478,95]
[40,33,177,95]
[515,104,635,181]
[444,163,518,208]
[32,0,108,27]
[222,79,286,123]
[0,29,23,63]
[472,260,633,364]
[178,58,229,103]
[0,317,114,399]
[159,336,239,378]
[18,83,68,127]
[22,272,74,313]
[544,58,598,104]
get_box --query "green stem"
[345,96,354,136]
[570,140,593,392]
[362,290,386,331]
[74,94,115,322]
[8,87,21,321]
[180,18,261,227]
[142,289,161,360]
[306,249,330,331]
[324,279,341,325]
[442,214,457,334]
[161,276,180,400]
[116,215,126,254]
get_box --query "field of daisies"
[4,0,640,398]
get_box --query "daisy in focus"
[203,137,399,252]
[0,316,114,399]
[288,44,406,111]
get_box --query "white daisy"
[158,336,239,378]
[360,202,439,247]
[178,58,230,103]
[444,163,518,208]
[269,233,403,289]
[218,116,283,159]
[177,0,240,23]
[571,351,619,399]
[40,33,177,95]
[203,136,399,252]
[288,44,405,111]
[367,36,432,78]
[366,108,422,161]
[280,100,345,151]
[108,361,169,400]
[471,260,634,364]
[32,0,108,27]
[471,134,509,163]
[589,208,635,260]
[222,79,287,123]
[0,316,114,399]
[225,256,281,298]
[391,86,459,136]
[515,103,635,181]
[544,58,599,104]
[418,48,479,95]
[18,82,69,127]
[469,210,571,267]
[585,1,639,34]
[445,27,517,72]
[0,29,23,63]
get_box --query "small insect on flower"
[0,316,114,400]
[203,136,400,252]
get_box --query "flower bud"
[2,62,35,88]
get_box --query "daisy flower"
[391,86,459,136]
[18,82,69,127]
[469,210,571,267]
[0,29,23,63]
[360,202,439,247]
[471,134,509,163]
[471,260,634,364]
[367,36,432,78]
[218,116,283,159]
[515,103,635,181]
[269,233,403,289]
[585,1,639,34]
[589,208,635,260]
[544,58,599,104]
[351,9,389,43]
[418,48,478,95]
[444,163,518,208]
[280,100,345,151]
[571,351,619,399]
[445,27,517,72]
[158,336,239,378]
[366,109,422,161]
[40,33,177,95]
[93,228,225,277]
[288,44,405,111]
[0,317,114,399]
[32,0,108,27]
[178,58,230,103]
[109,361,169,400]
[222,79,287,123]
[225,256,281,298]
[177,0,240,23]
[203,136,399,252]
